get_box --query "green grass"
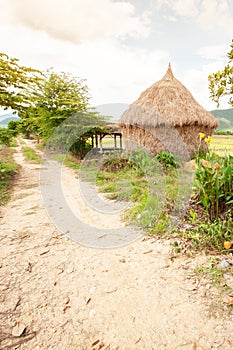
[194,258,233,291]
[0,147,18,205]
[53,153,81,169]
[22,146,41,163]
[194,265,225,287]
[36,143,45,152]
[184,214,233,253]
[96,160,180,234]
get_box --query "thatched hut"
[120,64,219,157]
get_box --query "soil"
[0,139,233,350]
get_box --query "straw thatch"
[105,123,121,134]
[120,64,219,157]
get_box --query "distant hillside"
[0,113,20,128]
[210,108,233,130]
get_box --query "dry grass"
[120,64,218,129]
[211,135,233,156]
[120,64,218,156]
[121,124,212,157]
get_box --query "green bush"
[0,128,14,146]
[8,120,20,136]
[155,151,180,169]
[213,130,233,135]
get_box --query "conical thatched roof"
[120,64,218,129]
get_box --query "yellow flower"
[199,132,205,139]
[224,241,232,250]
[204,135,213,143]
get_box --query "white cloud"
[155,0,233,34]
[69,42,169,105]
[0,8,168,106]
[198,0,233,34]
[163,14,177,22]
[182,60,230,110]
[0,0,232,113]
[5,0,151,44]
[197,44,229,61]
[167,0,200,17]
[155,0,200,18]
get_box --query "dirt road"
[0,140,233,349]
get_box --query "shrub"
[213,130,233,135]
[0,128,14,146]
[155,151,180,169]
[129,147,154,174]
[8,120,20,136]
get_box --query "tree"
[208,39,233,107]
[0,53,42,113]
[20,70,96,139]
[20,70,107,158]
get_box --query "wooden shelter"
[90,123,122,153]
[119,64,219,157]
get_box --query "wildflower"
[199,132,205,139]
[204,135,213,143]
[224,241,232,250]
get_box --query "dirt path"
[0,140,233,349]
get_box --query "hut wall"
[175,125,214,157]
[121,125,214,158]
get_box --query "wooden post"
[114,134,117,149]
[120,134,122,149]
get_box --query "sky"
[0,0,233,113]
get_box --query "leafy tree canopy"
[0,52,108,158]
[20,69,105,139]
[208,39,233,107]
[0,53,42,113]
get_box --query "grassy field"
[211,135,233,156]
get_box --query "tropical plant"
[195,134,233,220]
